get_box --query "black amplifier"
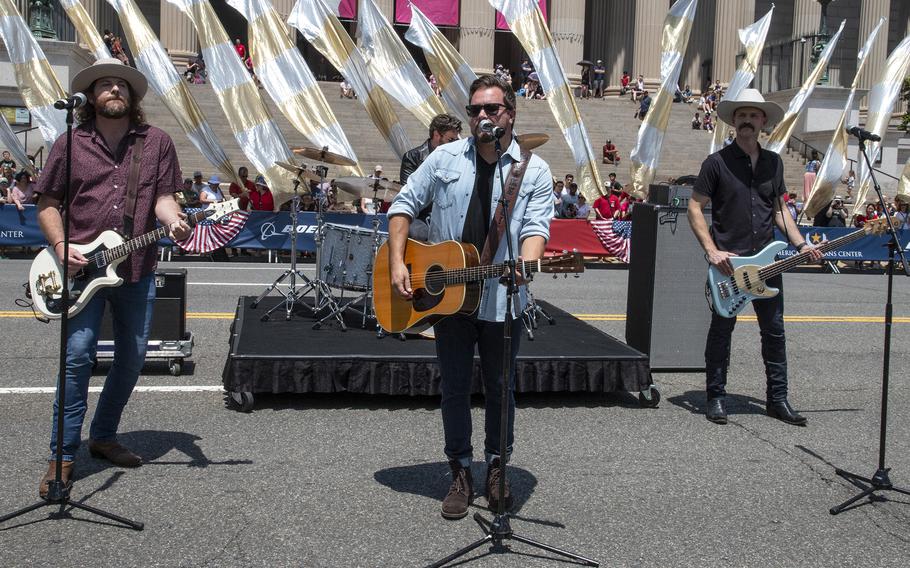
[99,269,187,341]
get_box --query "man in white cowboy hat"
[687,88,822,427]
[34,58,192,497]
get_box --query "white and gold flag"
[0,0,66,147]
[358,0,448,127]
[107,0,240,186]
[60,0,111,60]
[852,34,910,215]
[489,0,603,200]
[710,6,773,154]
[165,0,297,208]
[404,4,475,125]
[289,0,411,158]
[766,20,846,155]
[803,18,884,218]
[897,156,910,204]
[225,0,361,175]
[629,0,698,199]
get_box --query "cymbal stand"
[520,283,555,340]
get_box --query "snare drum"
[319,223,388,291]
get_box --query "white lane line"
[187,282,297,286]
[172,266,316,271]
[0,386,225,394]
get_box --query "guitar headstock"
[864,216,891,236]
[204,199,241,224]
[540,252,585,274]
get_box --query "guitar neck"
[759,228,871,280]
[100,209,205,264]
[443,259,542,285]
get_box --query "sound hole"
[424,264,445,295]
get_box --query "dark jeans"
[705,274,788,402]
[434,315,523,466]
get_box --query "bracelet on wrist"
[795,242,808,251]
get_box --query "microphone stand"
[0,104,143,530]
[428,133,597,567]
[829,135,910,515]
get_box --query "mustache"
[738,123,755,130]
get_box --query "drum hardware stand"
[520,283,555,340]
[428,131,597,568]
[829,134,910,515]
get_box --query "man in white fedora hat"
[34,58,192,497]
[687,88,822,427]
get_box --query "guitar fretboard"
[430,259,543,286]
[89,209,208,268]
[757,227,876,280]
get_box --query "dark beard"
[97,100,129,119]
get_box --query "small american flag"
[590,219,631,262]
[174,207,250,253]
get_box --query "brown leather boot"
[88,439,143,467]
[486,458,513,512]
[441,461,473,520]
[39,460,74,499]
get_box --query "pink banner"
[496,0,547,31]
[395,0,459,26]
[338,0,357,19]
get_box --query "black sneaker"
[485,458,513,512]
[441,461,473,520]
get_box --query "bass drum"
[319,223,388,291]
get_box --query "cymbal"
[274,161,321,182]
[333,176,402,199]
[516,133,549,150]
[292,145,357,167]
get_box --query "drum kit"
[250,145,397,333]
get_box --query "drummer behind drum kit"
[252,133,554,336]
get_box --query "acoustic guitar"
[373,238,584,333]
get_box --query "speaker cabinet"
[625,202,711,371]
[99,269,187,341]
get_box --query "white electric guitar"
[29,199,240,319]
[706,216,890,318]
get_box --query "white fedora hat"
[71,58,148,100]
[716,88,784,130]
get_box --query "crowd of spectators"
[550,171,637,221]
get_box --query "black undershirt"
[462,156,497,256]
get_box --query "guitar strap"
[122,134,145,238]
[479,147,532,266]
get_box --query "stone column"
[606,0,635,91]
[373,0,394,19]
[712,0,753,88]
[460,0,495,75]
[160,1,197,66]
[632,0,668,89]
[550,0,585,83]
[857,0,890,90]
[682,0,715,94]
[790,0,821,87]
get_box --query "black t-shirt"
[462,157,496,256]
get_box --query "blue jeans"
[434,315,523,466]
[49,275,156,461]
[705,274,788,402]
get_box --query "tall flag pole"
[60,0,111,60]
[0,0,66,147]
[404,4,475,125]
[851,34,910,216]
[629,0,698,199]
[107,0,241,186]
[489,0,603,201]
[288,0,411,159]
[165,0,298,208]
[803,18,884,219]
[358,0,448,127]
[710,5,774,154]
[225,0,362,176]
[765,20,846,155]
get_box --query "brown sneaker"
[485,458,513,512]
[88,439,143,467]
[39,460,74,499]
[441,461,473,520]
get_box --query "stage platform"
[222,296,652,405]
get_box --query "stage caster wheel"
[638,386,661,408]
[229,391,255,412]
[168,359,182,376]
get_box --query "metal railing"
[12,126,42,170]
[788,134,899,183]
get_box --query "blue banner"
[773,226,910,262]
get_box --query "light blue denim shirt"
[387,136,554,322]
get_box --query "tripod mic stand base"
[0,483,144,531]
[830,467,910,515]
[426,512,598,568]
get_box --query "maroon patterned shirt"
[37,121,181,282]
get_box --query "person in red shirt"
[620,71,631,96]
[593,190,613,220]
[248,175,274,211]
[228,166,254,210]
[234,38,246,59]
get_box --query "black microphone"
[846,125,881,142]
[479,118,505,139]
[53,93,87,110]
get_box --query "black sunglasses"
[465,103,509,118]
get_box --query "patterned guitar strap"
[479,147,533,267]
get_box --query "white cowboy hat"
[715,88,784,130]
[71,57,148,100]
